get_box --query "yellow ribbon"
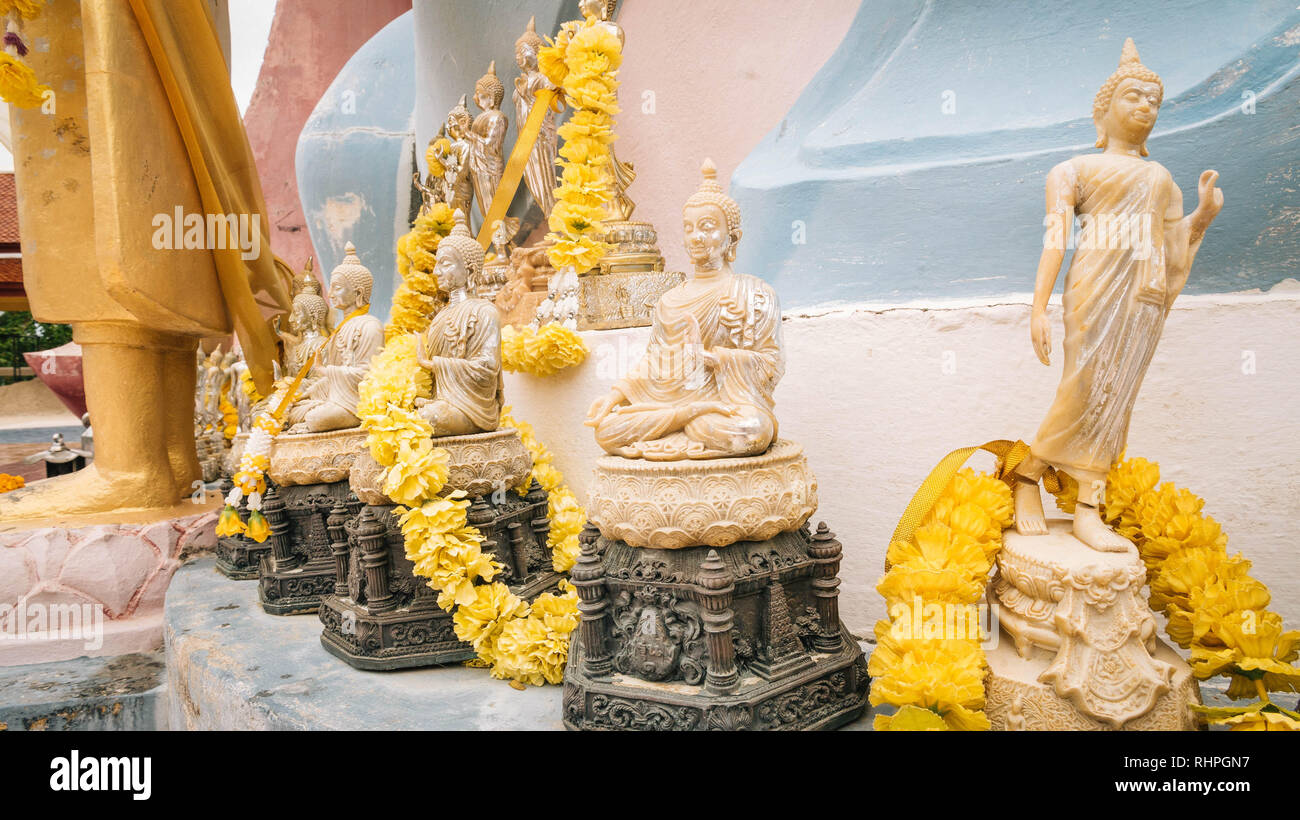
[271,306,368,419]
[475,88,559,249]
[887,440,1062,570]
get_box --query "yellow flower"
[501,323,589,377]
[245,509,271,543]
[877,566,985,609]
[215,505,247,538]
[1218,711,1300,731]
[538,43,568,86]
[1103,457,1161,528]
[382,437,449,506]
[0,53,48,109]
[1167,574,1271,649]
[868,622,988,716]
[364,405,431,467]
[886,522,990,580]
[873,704,950,731]
[0,1,43,21]
[490,612,573,686]
[1149,547,1247,614]
[452,582,529,653]
[0,473,25,493]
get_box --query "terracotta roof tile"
[0,174,17,244]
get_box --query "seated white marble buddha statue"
[414,210,503,436]
[585,159,784,461]
[285,243,384,433]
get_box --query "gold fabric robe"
[12,0,291,391]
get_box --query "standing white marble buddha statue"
[585,159,783,460]
[1011,39,1223,551]
[443,97,475,218]
[468,62,508,223]
[513,16,560,217]
[414,210,504,436]
[285,243,385,433]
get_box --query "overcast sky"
[0,0,276,172]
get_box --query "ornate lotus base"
[587,440,818,549]
[985,638,1200,731]
[348,428,533,506]
[985,520,1200,729]
[561,523,867,731]
[257,480,362,615]
[577,265,685,331]
[319,482,560,670]
[268,427,369,487]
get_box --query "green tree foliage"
[0,311,73,372]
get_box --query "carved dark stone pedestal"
[319,481,562,670]
[563,522,869,731]
[214,480,270,580]
[257,482,362,615]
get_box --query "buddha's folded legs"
[596,404,775,461]
[417,399,481,437]
[595,406,697,455]
[684,408,774,459]
[286,399,359,433]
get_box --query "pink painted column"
[243,0,412,271]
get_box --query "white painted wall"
[504,283,1300,637]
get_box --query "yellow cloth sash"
[887,439,1062,570]
[475,88,559,249]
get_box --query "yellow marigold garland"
[1050,460,1300,730]
[0,472,24,493]
[500,322,588,376]
[389,203,455,342]
[348,205,585,686]
[0,3,49,109]
[870,468,1013,731]
[875,455,1300,731]
[538,13,621,272]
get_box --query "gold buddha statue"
[585,159,783,460]
[414,210,503,436]
[468,61,508,223]
[1011,39,1223,552]
[513,16,560,217]
[285,243,385,433]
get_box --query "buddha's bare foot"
[0,463,180,523]
[1073,504,1134,553]
[1013,479,1049,536]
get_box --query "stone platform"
[0,650,168,730]
[166,557,876,730]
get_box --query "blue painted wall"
[296,12,417,322]
[732,0,1300,308]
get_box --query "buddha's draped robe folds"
[419,299,503,435]
[289,313,383,426]
[1033,154,1185,480]
[597,272,784,460]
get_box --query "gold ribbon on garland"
[474,88,559,249]
[887,439,1062,569]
